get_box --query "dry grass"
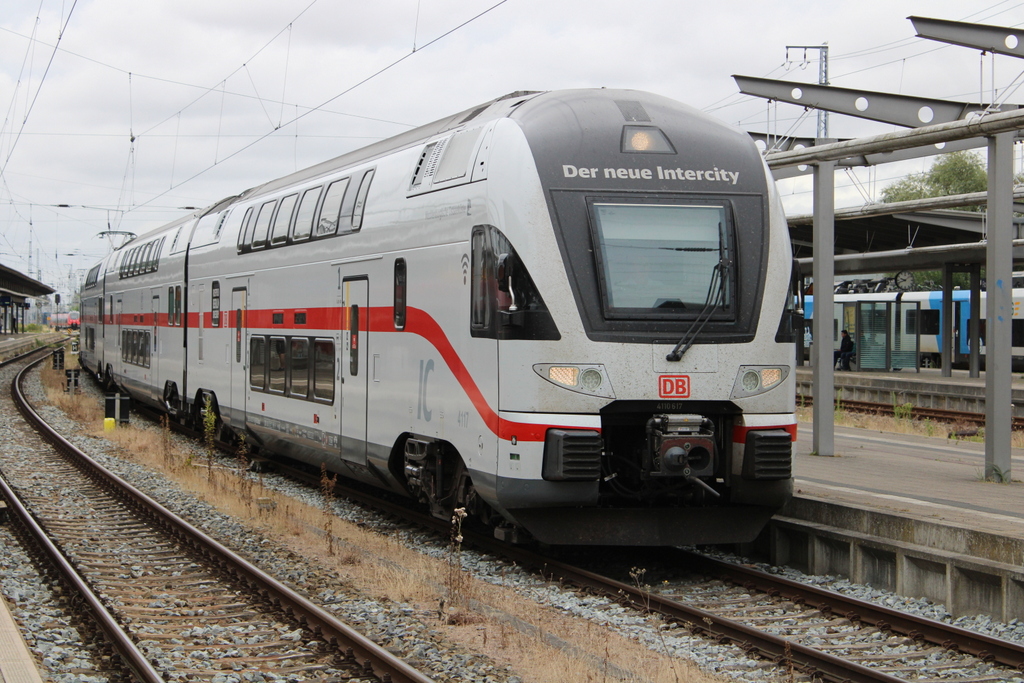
[38,353,728,683]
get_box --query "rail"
[13,351,435,683]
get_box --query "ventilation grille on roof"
[410,137,450,188]
[615,100,651,122]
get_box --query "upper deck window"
[316,178,350,237]
[292,186,322,242]
[251,200,277,249]
[590,202,733,319]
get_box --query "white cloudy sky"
[1,0,1021,299]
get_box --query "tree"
[880,150,988,210]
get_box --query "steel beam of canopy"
[766,137,988,180]
[811,160,837,457]
[766,107,1024,168]
[986,132,1013,481]
[733,75,1006,129]
[911,16,1024,58]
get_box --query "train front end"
[479,90,796,546]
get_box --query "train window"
[349,305,359,376]
[168,287,174,325]
[273,312,284,325]
[85,265,100,287]
[271,194,298,245]
[292,186,322,242]
[294,311,307,325]
[121,330,127,361]
[313,339,335,402]
[351,169,374,230]
[269,336,287,394]
[289,337,309,398]
[394,258,406,330]
[212,281,221,327]
[251,200,277,249]
[920,310,940,336]
[338,171,362,228]
[470,224,559,341]
[175,286,182,327]
[470,229,491,329]
[249,336,267,390]
[153,237,165,272]
[142,332,150,368]
[316,178,350,237]
[147,240,158,271]
[236,207,255,252]
[1014,320,1024,347]
[590,202,734,319]
[138,244,151,274]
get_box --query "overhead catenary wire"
[0,0,79,182]
[125,0,512,215]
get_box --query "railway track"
[2,349,434,683]
[801,394,1024,430]
[23,348,1024,682]
[238,454,1024,682]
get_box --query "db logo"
[659,375,690,398]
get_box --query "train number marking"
[417,359,434,421]
[658,375,690,398]
[457,410,470,428]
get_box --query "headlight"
[534,364,615,398]
[731,366,790,398]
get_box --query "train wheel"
[402,438,477,522]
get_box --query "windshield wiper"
[665,259,730,362]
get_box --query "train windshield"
[590,202,733,318]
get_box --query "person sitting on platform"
[834,329,855,370]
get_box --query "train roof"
[117,88,765,245]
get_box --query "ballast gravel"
[1,359,1023,683]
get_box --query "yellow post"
[103,417,115,432]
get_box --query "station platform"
[0,510,43,683]
[767,416,1024,620]
[0,332,66,363]
[791,421,1024,541]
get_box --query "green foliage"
[880,150,988,210]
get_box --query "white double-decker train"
[80,89,796,546]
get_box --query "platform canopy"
[0,262,55,303]
[787,207,1024,276]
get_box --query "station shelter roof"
[0,262,55,303]
[789,208,1024,277]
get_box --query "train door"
[341,277,368,467]
[231,287,247,429]
[151,290,160,382]
[114,295,123,374]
